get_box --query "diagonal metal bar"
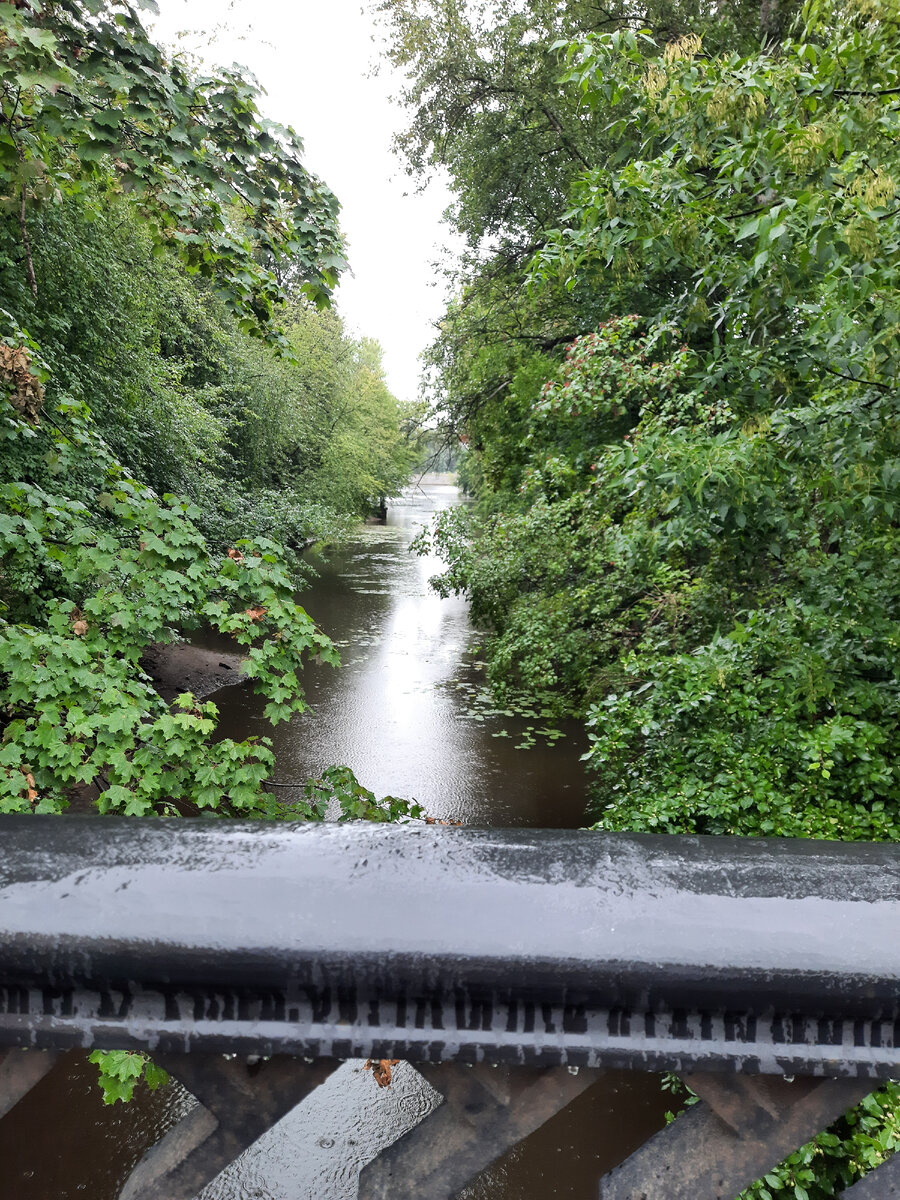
[0,1047,59,1119]
[119,1054,340,1200]
[597,1074,874,1200]
[358,1063,602,1200]
[689,1073,811,1134]
[844,1152,900,1198]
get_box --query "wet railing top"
[0,817,897,1077]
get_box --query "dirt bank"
[141,641,248,703]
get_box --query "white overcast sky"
[149,0,454,403]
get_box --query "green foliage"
[376,0,779,259]
[0,186,415,544]
[0,392,338,816]
[280,764,425,824]
[586,560,900,841]
[0,0,345,332]
[419,318,716,711]
[536,0,900,401]
[0,302,413,819]
[0,1,418,825]
[89,1050,170,1107]
[738,1083,900,1199]
[377,0,794,449]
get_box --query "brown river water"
[0,483,668,1199]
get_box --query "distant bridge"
[0,818,897,1199]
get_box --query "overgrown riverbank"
[0,0,426,823]
[385,0,900,1190]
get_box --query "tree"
[375,0,785,259]
[0,0,345,337]
[376,0,802,443]
[535,2,900,405]
[404,0,900,1189]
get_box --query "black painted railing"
[0,816,897,1199]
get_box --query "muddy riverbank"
[141,641,248,703]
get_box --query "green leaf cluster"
[738,1082,900,1199]
[88,1050,169,1107]
[536,0,900,401]
[0,0,345,330]
[0,394,338,816]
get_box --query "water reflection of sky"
[198,1061,442,1200]
[212,485,588,827]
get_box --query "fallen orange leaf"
[364,1059,400,1088]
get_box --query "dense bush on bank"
[389,0,900,1189]
[0,0,419,823]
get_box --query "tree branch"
[832,85,900,96]
[823,366,893,394]
[18,186,38,300]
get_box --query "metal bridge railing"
[0,816,897,1199]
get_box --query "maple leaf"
[244,606,267,622]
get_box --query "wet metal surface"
[0,819,897,1077]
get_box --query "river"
[0,483,668,1199]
